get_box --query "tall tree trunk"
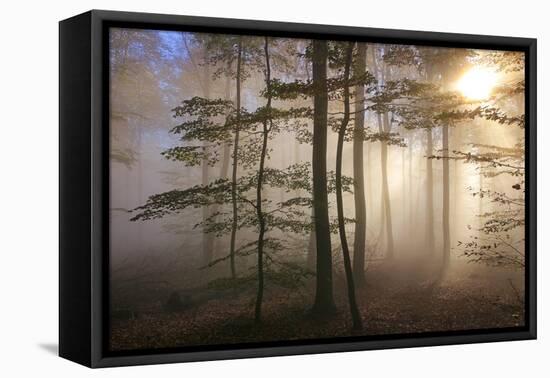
[371,47,385,247]
[441,123,451,274]
[280,150,285,203]
[295,132,301,198]
[352,43,367,288]
[478,167,483,230]
[424,65,436,257]
[408,132,413,239]
[478,124,485,231]
[311,40,336,315]
[452,127,460,242]
[376,113,386,246]
[254,37,271,324]
[202,49,214,266]
[373,46,394,259]
[438,60,453,279]
[213,65,232,258]
[401,141,406,236]
[229,39,242,279]
[336,43,362,330]
[426,128,435,254]
[220,62,232,180]
[381,112,394,259]
[366,135,373,223]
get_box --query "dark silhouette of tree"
[371,45,395,259]
[196,35,265,278]
[311,40,336,315]
[352,43,367,287]
[334,42,362,329]
[253,36,272,323]
[229,38,243,279]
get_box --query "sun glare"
[456,66,499,100]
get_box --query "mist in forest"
[108,28,525,351]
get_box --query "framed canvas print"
[59,10,536,368]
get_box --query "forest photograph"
[108,27,526,352]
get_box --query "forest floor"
[109,259,525,351]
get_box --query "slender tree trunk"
[424,65,436,257]
[202,49,214,266]
[352,43,367,288]
[201,153,213,265]
[366,135,373,223]
[376,113,386,246]
[254,37,271,324]
[280,150,285,203]
[213,66,232,258]
[295,133,300,198]
[381,112,394,259]
[479,167,483,230]
[441,124,451,274]
[478,124,484,231]
[229,39,242,279]
[436,60,454,281]
[373,47,394,259]
[136,82,144,247]
[220,62,232,180]
[299,128,315,268]
[426,128,435,254]
[439,62,453,279]
[401,142,406,237]
[335,43,362,330]
[452,128,460,241]
[311,40,336,315]
[408,132,413,239]
[372,47,386,248]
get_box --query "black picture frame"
[59,9,537,368]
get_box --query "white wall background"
[0,0,546,376]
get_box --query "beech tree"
[352,43,368,287]
[333,42,362,329]
[311,40,336,315]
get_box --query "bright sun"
[456,66,499,100]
